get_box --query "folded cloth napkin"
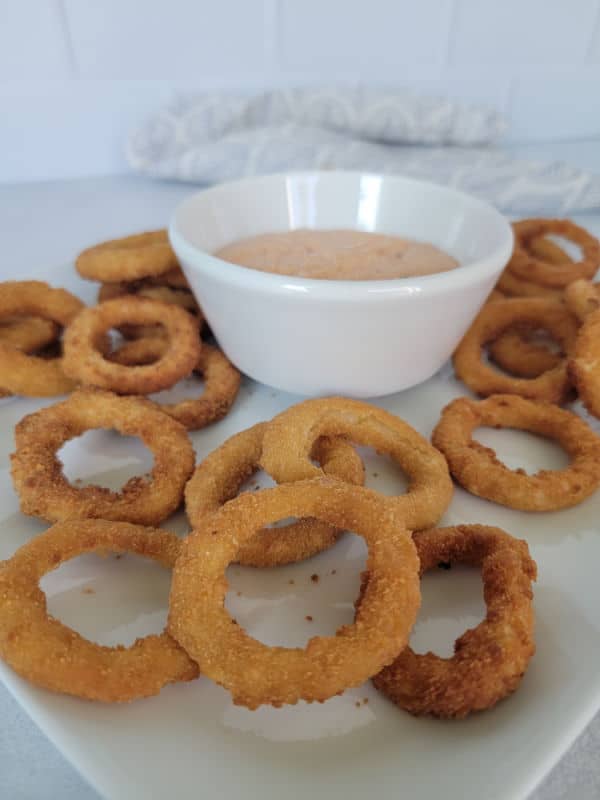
[127,87,600,214]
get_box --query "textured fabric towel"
[127,87,600,214]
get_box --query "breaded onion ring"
[62,297,201,394]
[11,389,195,525]
[0,316,61,399]
[528,235,573,266]
[259,397,452,530]
[0,316,59,352]
[98,282,199,313]
[496,268,564,299]
[568,307,600,418]
[432,395,600,510]
[109,337,241,430]
[509,219,600,288]
[98,282,202,340]
[0,281,84,396]
[76,229,179,282]
[0,519,198,702]
[146,266,189,289]
[168,478,420,709]
[185,423,364,567]
[453,298,577,403]
[564,279,600,323]
[370,525,536,718]
[488,327,562,379]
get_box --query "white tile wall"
[449,0,599,65]
[279,0,454,74]
[1,0,599,182]
[0,0,72,78]
[64,0,268,79]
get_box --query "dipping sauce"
[215,229,458,281]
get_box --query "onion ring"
[109,337,241,430]
[168,478,420,709]
[62,297,201,394]
[432,394,600,510]
[98,282,203,340]
[185,423,364,567]
[488,327,562,379]
[564,279,600,323]
[259,397,452,530]
[528,235,573,265]
[0,316,61,399]
[11,389,195,525]
[0,281,84,397]
[0,316,59,352]
[76,229,179,282]
[146,266,189,289]
[496,268,564,299]
[508,219,600,288]
[370,524,536,718]
[453,298,577,403]
[98,282,199,313]
[568,307,600,418]
[0,519,198,702]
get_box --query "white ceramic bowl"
[169,171,513,398]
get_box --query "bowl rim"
[169,170,513,298]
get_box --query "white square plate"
[1,265,599,800]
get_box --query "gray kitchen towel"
[127,87,600,214]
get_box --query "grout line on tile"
[263,0,281,75]
[443,0,459,66]
[584,0,600,63]
[56,0,77,76]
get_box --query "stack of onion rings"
[259,396,453,530]
[0,281,84,397]
[0,519,198,702]
[508,219,600,288]
[495,233,573,300]
[453,298,578,403]
[98,281,202,340]
[370,525,536,718]
[109,337,241,431]
[62,296,202,394]
[168,478,421,709]
[488,327,563,379]
[432,394,600,510]
[11,389,195,524]
[185,422,365,566]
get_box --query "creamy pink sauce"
[215,229,458,281]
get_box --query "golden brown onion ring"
[109,337,240,430]
[568,306,600,418]
[0,519,198,702]
[370,524,536,718]
[564,279,600,323]
[0,281,84,396]
[432,394,600,510]
[11,389,195,525]
[509,219,599,288]
[488,327,562,379]
[76,229,179,282]
[185,422,364,566]
[168,478,420,709]
[259,397,453,530]
[453,298,577,403]
[62,297,201,394]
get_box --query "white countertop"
[1,139,600,799]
